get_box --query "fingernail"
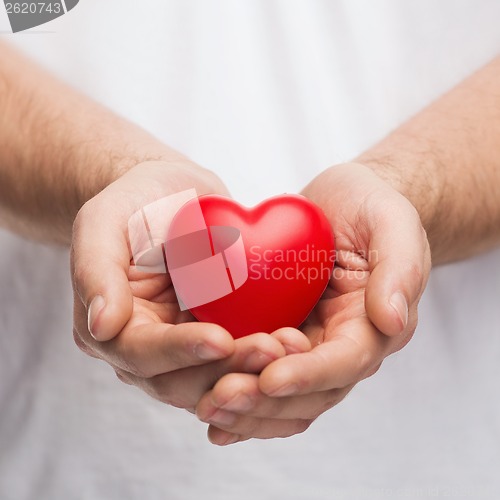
[268,383,298,397]
[208,409,236,427]
[194,343,226,361]
[88,295,105,340]
[210,432,240,446]
[389,291,408,331]
[243,350,275,371]
[222,393,254,412]
[219,433,240,446]
[282,343,303,354]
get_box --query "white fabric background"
[1,1,500,499]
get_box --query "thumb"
[71,202,133,341]
[364,200,430,337]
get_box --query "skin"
[196,57,500,445]
[197,164,431,443]
[1,42,500,445]
[0,43,187,243]
[1,43,310,414]
[72,162,311,410]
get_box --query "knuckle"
[121,357,150,378]
[287,419,314,437]
[73,328,94,356]
[340,335,373,379]
[317,389,343,416]
[144,377,191,408]
[115,370,133,385]
[113,339,155,378]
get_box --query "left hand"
[195,163,432,445]
[71,160,310,411]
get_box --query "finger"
[270,327,311,354]
[93,322,235,377]
[259,313,389,396]
[196,373,352,421]
[72,326,100,359]
[302,163,430,337]
[206,417,313,445]
[336,249,370,271]
[71,198,133,341]
[364,196,430,336]
[115,369,133,385]
[330,267,370,296]
[127,333,286,408]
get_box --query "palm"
[194,164,431,444]
[299,230,392,373]
[126,269,193,328]
[295,162,430,380]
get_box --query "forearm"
[0,42,184,245]
[358,57,500,264]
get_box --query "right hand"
[194,163,431,443]
[71,160,310,410]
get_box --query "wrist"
[99,155,228,201]
[355,151,443,247]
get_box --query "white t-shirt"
[1,1,500,499]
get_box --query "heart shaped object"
[167,194,335,338]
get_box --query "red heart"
[167,194,335,339]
